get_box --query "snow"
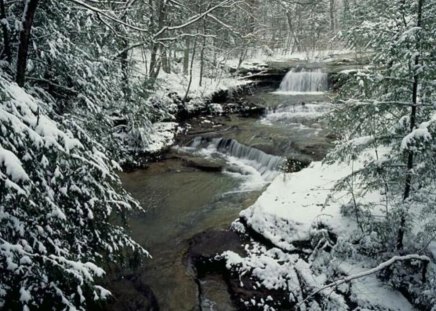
[339,262,416,311]
[226,145,419,310]
[221,243,301,294]
[19,287,32,303]
[229,49,354,68]
[132,49,353,105]
[156,69,251,99]
[125,49,355,159]
[0,74,147,309]
[350,135,375,146]
[401,128,432,151]
[144,122,178,153]
[0,146,29,181]
[240,160,363,248]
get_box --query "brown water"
[119,91,333,310]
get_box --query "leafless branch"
[300,254,430,305]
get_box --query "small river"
[118,73,334,310]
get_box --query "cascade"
[188,137,284,178]
[277,69,328,93]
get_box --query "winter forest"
[0,0,436,310]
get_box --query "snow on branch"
[112,0,239,58]
[69,0,148,32]
[152,0,237,38]
[300,254,431,305]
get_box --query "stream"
[117,70,334,310]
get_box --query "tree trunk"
[183,37,190,75]
[329,0,335,33]
[120,39,130,100]
[149,0,167,80]
[237,48,248,71]
[0,0,11,62]
[16,0,40,87]
[286,11,301,53]
[184,36,198,102]
[199,19,207,87]
[397,0,423,250]
[161,48,170,73]
[149,44,159,78]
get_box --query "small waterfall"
[262,103,331,124]
[183,137,285,187]
[212,138,284,177]
[277,69,328,93]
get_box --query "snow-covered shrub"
[3,1,168,165]
[0,75,147,309]
[112,91,178,163]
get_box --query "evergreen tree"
[327,0,436,304]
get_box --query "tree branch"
[69,0,148,32]
[300,254,430,305]
[152,0,235,39]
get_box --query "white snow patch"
[144,122,178,153]
[0,146,29,181]
[240,161,364,248]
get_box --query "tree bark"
[329,0,335,33]
[16,0,40,87]
[161,48,170,73]
[286,11,301,53]
[183,37,190,75]
[397,0,423,250]
[184,35,198,102]
[120,39,130,100]
[199,19,207,87]
[0,0,11,62]
[149,0,167,80]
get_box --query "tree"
[0,1,153,308]
[0,73,147,309]
[16,0,39,87]
[327,0,436,303]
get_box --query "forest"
[0,0,435,310]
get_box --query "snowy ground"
[221,150,419,310]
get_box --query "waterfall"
[213,138,284,176]
[183,137,285,188]
[277,69,328,93]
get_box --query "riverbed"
[117,83,334,310]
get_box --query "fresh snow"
[144,122,179,153]
[240,161,361,248]
[230,148,418,310]
[0,146,29,182]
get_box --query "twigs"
[299,254,430,306]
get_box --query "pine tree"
[327,0,436,304]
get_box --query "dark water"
[120,159,259,310]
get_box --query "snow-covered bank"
[218,154,432,310]
[115,80,259,167]
[240,161,360,250]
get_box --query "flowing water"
[275,69,328,94]
[118,71,333,310]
